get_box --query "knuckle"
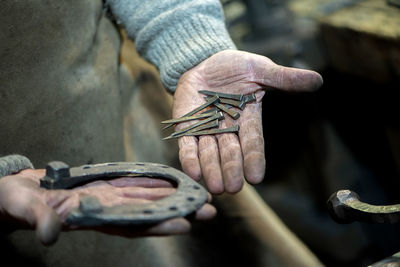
[242,135,264,152]
[179,145,197,158]
[220,146,241,162]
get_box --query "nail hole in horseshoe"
[83,166,91,169]
[169,206,177,211]
[107,163,117,166]
[143,210,153,214]
[193,185,200,190]
[187,197,195,202]
[135,163,145,166]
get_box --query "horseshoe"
[40,161,208,226]
[327,190,400,224]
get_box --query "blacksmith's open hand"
[173,50,323,194]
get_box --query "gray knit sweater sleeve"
[107,0,236,92]
[0,155,34,178]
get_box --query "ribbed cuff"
[135,13,236,92]
[0,155,34,178]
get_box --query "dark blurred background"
[220,0,400,266]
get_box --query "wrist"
[132,1,237,92]
[0,155,34,179]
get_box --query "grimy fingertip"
[244,152,266,185]
[36,214,61,246]
[36,210,61,246]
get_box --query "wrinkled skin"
[0,50,322,246]
[174,50,323,194]
[0,169,215,246]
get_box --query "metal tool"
[221,98,246,109]
[181,125,239,136]
[163,120,220,140]
[163,95,220,130]
[200,107,218,114]
[205,97,246,110]
[40,161,208,226]
[327,190,400,224]
[167,125,239,139]
[161,109,217,125]
[180,95,220,117]
[167,112,224,138]
[214,103,240,120]
[243,93,256,103]
[161,91,255,139]
[199,90,243,101]
[189,119,219,133]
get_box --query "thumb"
[254,56,323,92]
[31,200,62,246]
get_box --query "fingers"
[239,103,266,184]
[144,203,216,235]
[217,112,244,193]
[30,199,61,246]
[145,218,191,235]
[47,179,215,238]
[216,131,244,193]
[51,186,176,220]
[96,217,192,238]
[117,187,176,201]
[0,174,61,245]
[97,203,216,237]
[198,135,224,194]
[107,177,174,188]
[253,54,323,92]
[178,136,202,181]
[194,203,217,220]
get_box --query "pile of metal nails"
[162,90,256,140]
